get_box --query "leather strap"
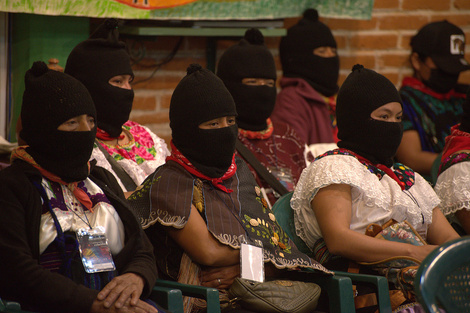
[235,139,289,196]
[95,140,137,192]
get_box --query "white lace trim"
[435,162,470,215]
[291,154,438,247]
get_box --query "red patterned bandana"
[166,141,237,193]
[11,146,94,211]
[238,118,274,140]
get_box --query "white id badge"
[76,226,116,273]
[240,242,264,282]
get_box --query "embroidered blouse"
[92,120,170,191]
[434,153,470,219]
[128,157,330,281]
[39,177,125,255]
[291,150,439,250]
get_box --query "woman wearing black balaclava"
[128,64,330,313]
[271,8,339,145]
[216,28,308,207]
[291,65,459,309]
[65,19,169,194]
[0,62,163,313]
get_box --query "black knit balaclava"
[280,9,339,97]
[20,61,97,182]
[170,64,238,178]
[217,28,277,131]
[65,18,134,138]
[336,64,403,167]
[459,86,470,133]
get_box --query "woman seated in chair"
[216,28,309,206]
[434,87,470,235]
[0,62,163,313]
[291,65,459,308]
[65,18,170,195]
[128,64,330,313]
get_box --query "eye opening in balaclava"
[65,18,134,138]
[170,64,239,178]
[20,61,97,182]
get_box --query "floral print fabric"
[92,120,170,191]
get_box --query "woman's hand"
[97,273,145,309]
[200,264,240,289]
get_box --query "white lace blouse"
[291,153,439,250]
[434,161,470,219]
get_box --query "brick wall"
[129,0,470,144]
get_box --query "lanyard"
[40,179,93,230]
